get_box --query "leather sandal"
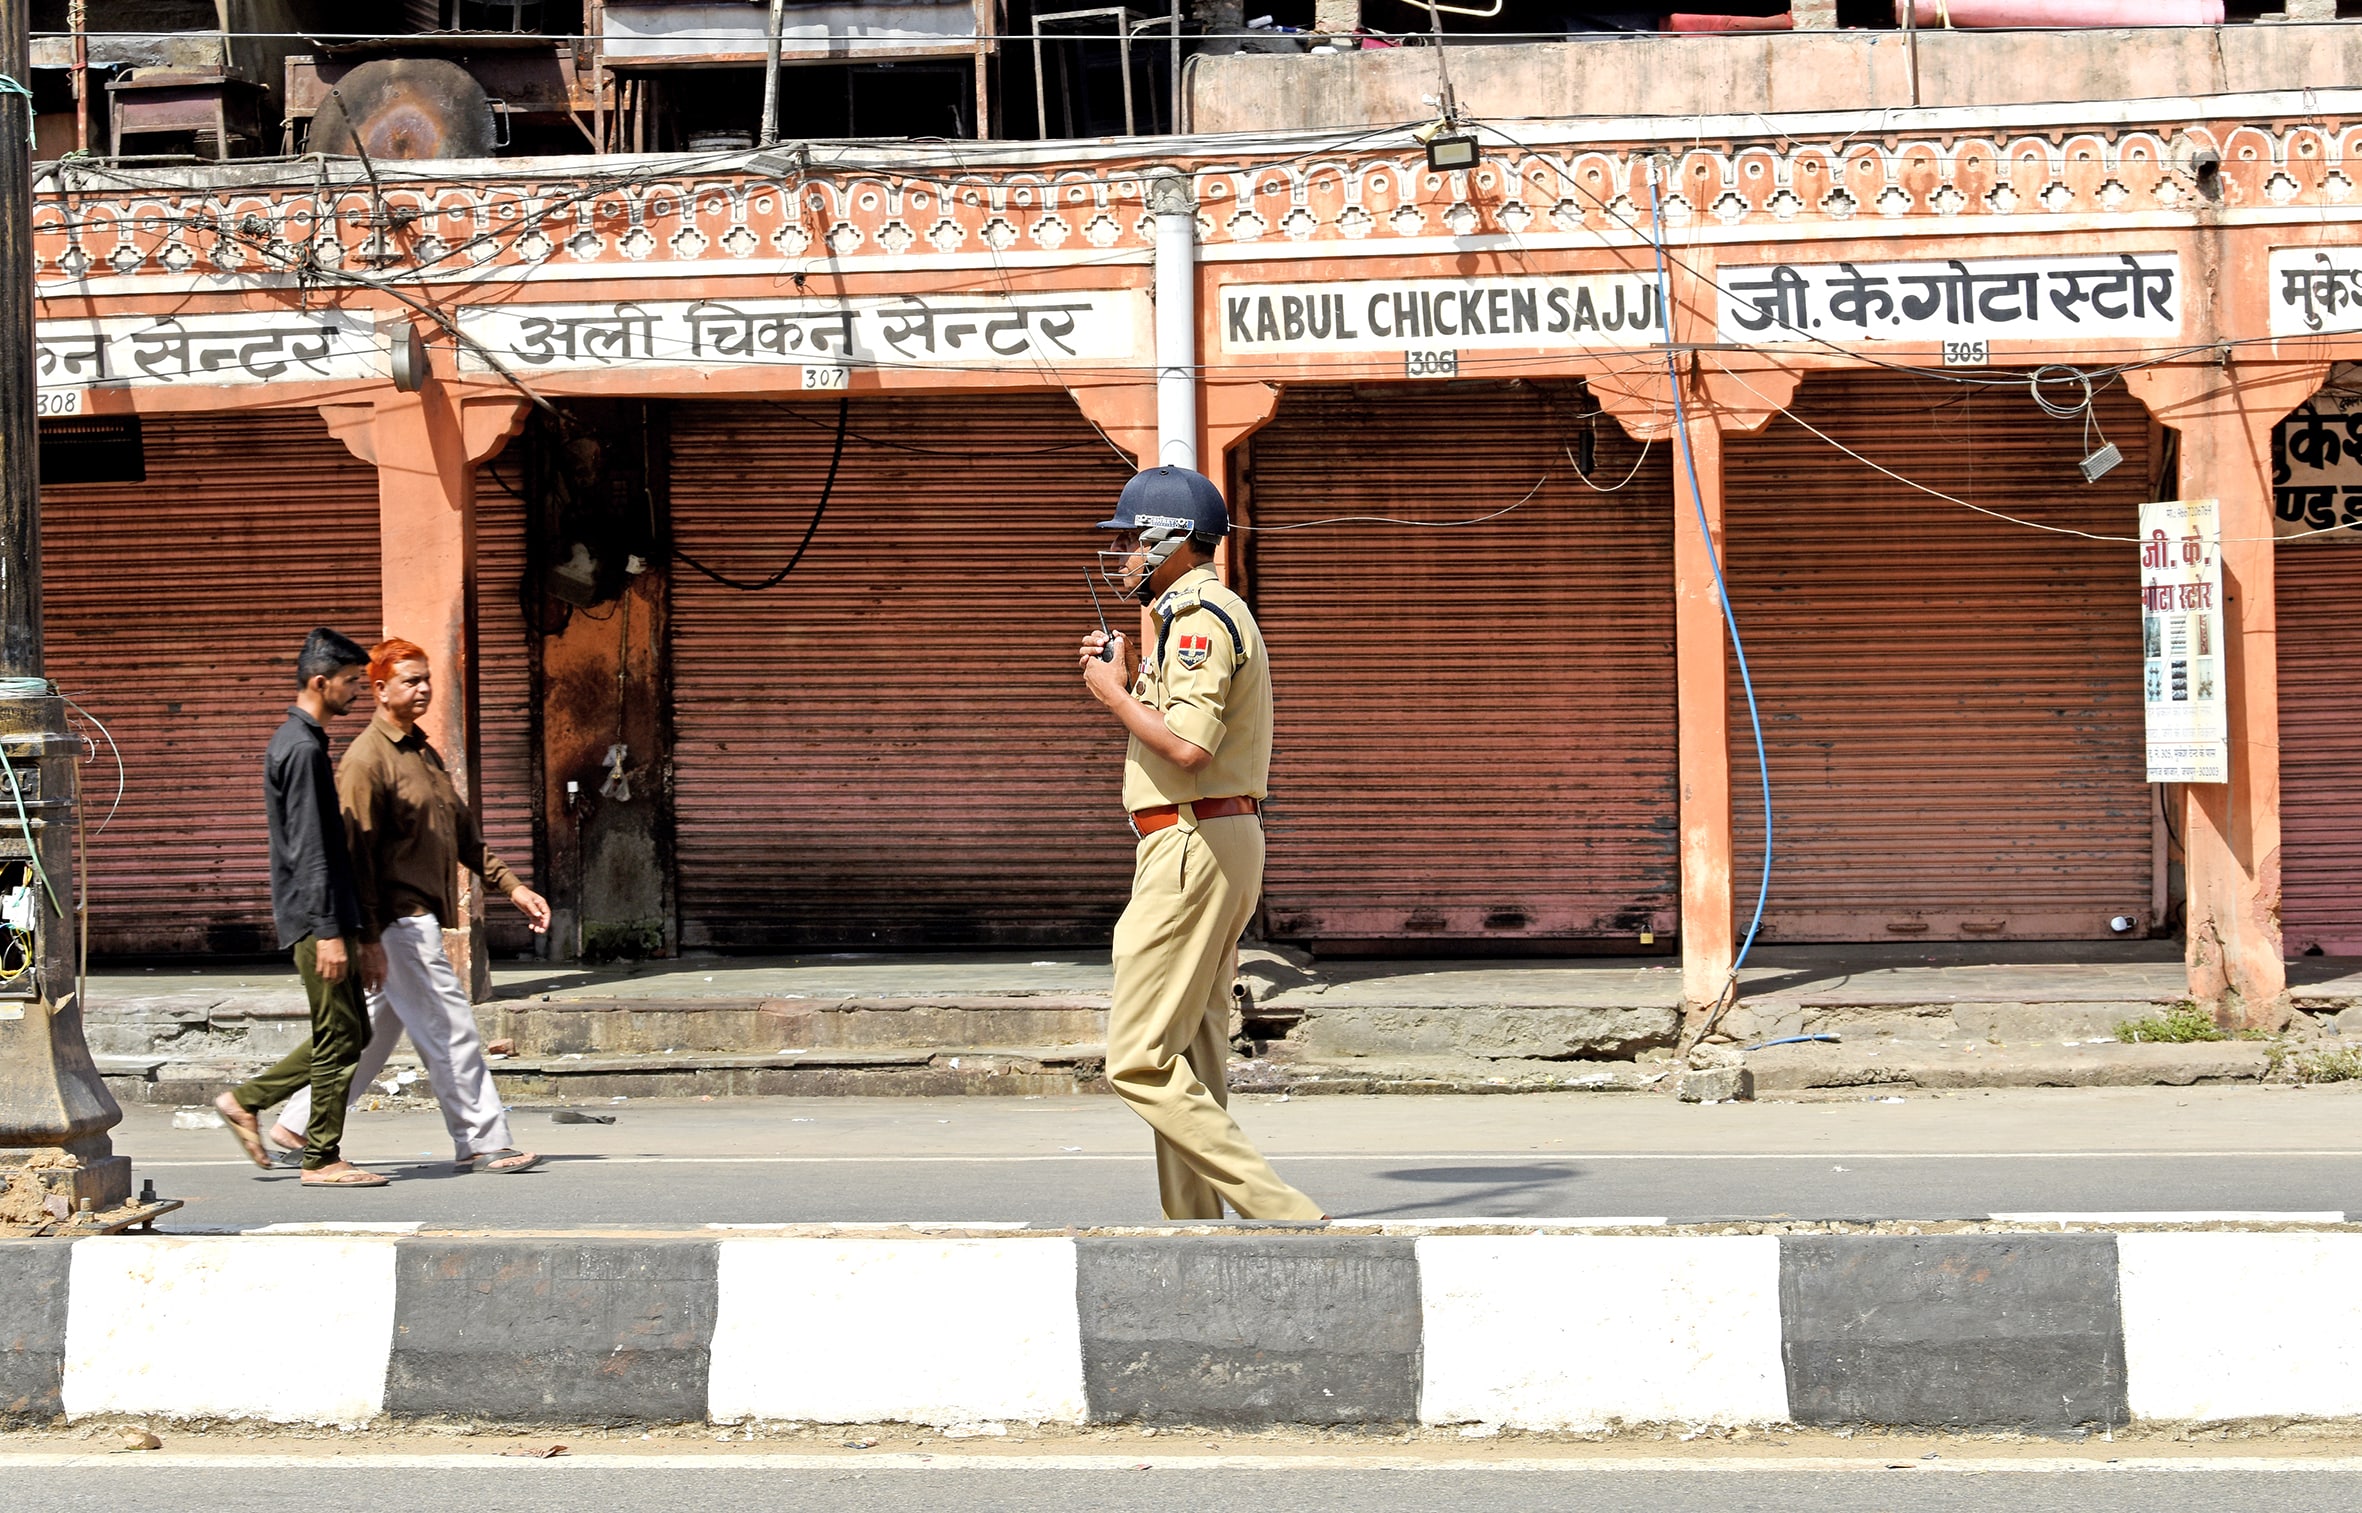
[455,1148,542,1175]
[300,1165,391,1187]
[213,1094,271,1170]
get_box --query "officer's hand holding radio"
[1078,630,1129,704]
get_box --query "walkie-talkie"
[1085,569,1118,662]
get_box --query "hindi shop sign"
[454,293,1145,376]
[1215,274,1667,356]
[2271,248,2362,336]
[2271,397,2362,540]
[1717,253,2181,345]
[2141,496,2227,785]
[36,311,385,392]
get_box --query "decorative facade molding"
[29,108,2362,292]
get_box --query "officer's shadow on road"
[1338,1162,1587,1219]
[342,1153,604,1181]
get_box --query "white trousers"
[278,912,514,1161]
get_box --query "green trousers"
[230,934,369,1170]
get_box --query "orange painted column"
[1202,381,1281,589]
[1594,357,1794,1019]
[1671,405,1735,1015]
[2124,360,2326,1025]
[323,386,531,782]
[322,384,531,994]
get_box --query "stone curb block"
[6,1233,2360,1430]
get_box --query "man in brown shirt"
[272,637,550,1174]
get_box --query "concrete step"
[96,1045,1112,1104]
[475,995,1113,1057]
[99,1034,2297,1108]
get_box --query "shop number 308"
[35,389,83,417]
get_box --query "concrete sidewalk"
[81,943,2362,1103]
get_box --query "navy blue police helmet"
[1098,465,1230,540]
[1096,466,1231,603]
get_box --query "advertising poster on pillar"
[1717,252,2181,345]
[2270,392,2362,540]
[1213,273,1667,356]
[2141,497,2227,786]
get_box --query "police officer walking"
[1077,466,1324,1222]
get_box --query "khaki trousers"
[1107,813,1321,1221]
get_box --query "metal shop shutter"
[1720,372,2154,941]
[42,409,382,955]
[1243,383,1679,947]
[2276,542,2362,955]
[473,456,540,956]
[667,394,1137,947]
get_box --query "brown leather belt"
[1130,795,1260,836]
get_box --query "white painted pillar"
[1149,169,1198,470]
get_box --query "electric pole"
[0,0,133,1223]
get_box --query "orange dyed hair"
[368,637,429,685]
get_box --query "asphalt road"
[114,1086,2362,1231]
[9,1457,2362,1513]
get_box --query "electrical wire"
[1234,468,1551,531]
[1647,164,1768,1044]
[1570,433,1652,492]
[56,693,123,837]
[755,396,1107,457]
[672,393,849,589]
[0,735,63,920]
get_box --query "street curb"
[8,1232,2360,1431]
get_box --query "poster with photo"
[2141,497,2227,784]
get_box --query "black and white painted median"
[4,1226,2357,1431]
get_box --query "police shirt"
[1121,565,1273,811]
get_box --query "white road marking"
[1991,1211,2348,1225]
[1,1451,2360,1474]
[129,1149,2362,1169]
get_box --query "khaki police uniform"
[1109,564,1321,1221]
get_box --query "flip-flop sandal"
[455,1148,542,1175]
[215,1102,271,1169]
[300,1167,391,1187]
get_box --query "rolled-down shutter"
[2276,541,2362,954]
[1244,384,1679,947]
[472,455,540,955]
[667,394,1137,947]
[1720,372,2154,941]
[42,409,383,955]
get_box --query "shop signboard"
[2271,394,2362,539]
[2270,248,2362,336]
[35,310,385,397]
[456,293,1145,375]
[1213,272,1668,361]
[2142,496,2227,785]
[1718,252,2181,345]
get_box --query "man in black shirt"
[211,628,389,1187]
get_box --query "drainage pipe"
[1148,169,1197,469]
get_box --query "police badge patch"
[1175,633,1213,670]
